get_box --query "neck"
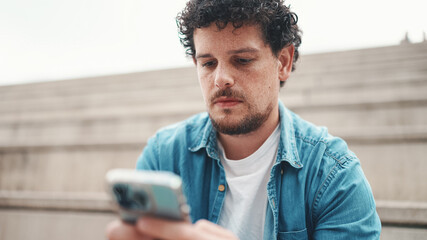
[218,107,280,160]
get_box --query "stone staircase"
[1,42,427,239]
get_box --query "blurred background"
[0,0,426,239]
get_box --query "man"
[107,0,381,239]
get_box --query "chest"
[182,155,311,238]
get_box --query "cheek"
[198,73,212,103]
[249,71,278,102]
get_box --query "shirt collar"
[188,115,221,160]
[189,100,303,169]
[277,100,303,169]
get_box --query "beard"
[208,88,273,135]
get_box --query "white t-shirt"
[217,124,280,240]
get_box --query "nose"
[214,64,234,89]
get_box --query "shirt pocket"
[277,228,308,240]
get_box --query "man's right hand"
[106,217,238,240]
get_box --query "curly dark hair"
[176,0,302,84]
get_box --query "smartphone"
[106,169,191,224]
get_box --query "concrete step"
[0,208,115,240]
[1,60,425,104]
[2,67,425,112]
[0,84,204,114]
[2,75,425,120]
[0,102,204,147]
[294,105,427,131]
[0,99,205,125]
[287,69,427,91]
[1,130,426,201]
[1,191,426,226]
[1,208,425,240]
[1,80,426,146]
[352,141,427,202]
[1,71,425,115]
[0,67,198,101]
[281,80,427,109]
[2,96,424,131]
[298,42,427,68]
[1,43,426,102]
[296,56,427,79]
[1,100,426,148]
[0,192,426,240]
[297,50,427,73]
[0,145,139,193]
[1,72,425,116]
[0,191,111,212]
[1,119,426,148]
[380,226,427,240]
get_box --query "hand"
[106,217,238,240]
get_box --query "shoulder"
[290,111,362,195]
[289,110,357,168]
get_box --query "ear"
[277,45,295,83]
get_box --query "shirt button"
[218,184,225,192]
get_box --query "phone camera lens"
[133,190,149,210]
[113,184,132,208]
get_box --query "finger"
[106,219,153,240]
[194,220,237,239]
[136,217,200,240]
[194,219,236,238]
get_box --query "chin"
[209,112,267,135]
[210,110,240,123]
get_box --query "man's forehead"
[195,47,260,59]
[193,23,269,56]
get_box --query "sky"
[1,0,426,86]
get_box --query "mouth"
[213,97,243,108]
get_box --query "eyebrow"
[195,47,259,59]
[227,47,259,54]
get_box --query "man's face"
[193,23,292,135]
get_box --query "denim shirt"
[136,101,381,239]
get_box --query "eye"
[201,60,216,68]
[236,58,253,65]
